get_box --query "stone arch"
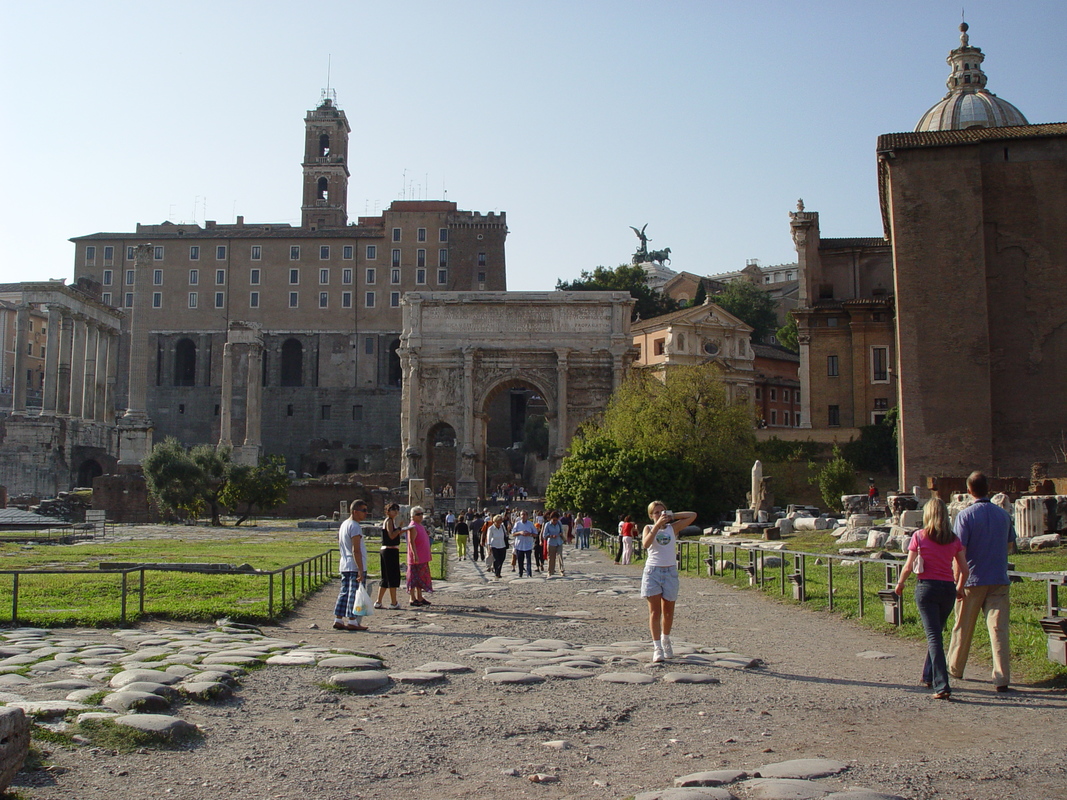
[473,375,554,499]
[77,458,103,488]
[423,420,458,496]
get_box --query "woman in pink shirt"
[404,506,434,607]
[895,498,969,699]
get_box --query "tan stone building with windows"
[70,94,507,475]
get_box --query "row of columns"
[12,304,118,423]
[217,325,264,465]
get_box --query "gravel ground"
[13,537,1067,800]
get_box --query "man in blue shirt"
[948,471,1016,692]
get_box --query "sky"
[1,0,1064,292]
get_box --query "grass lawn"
[666,533,1067,686]
[0,524,449,627]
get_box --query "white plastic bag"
[351,582,374,618]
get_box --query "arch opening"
[281,338,303,387]
[174,338,196,386]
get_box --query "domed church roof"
[915,23,1028,132]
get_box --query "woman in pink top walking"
[895,498,969,699]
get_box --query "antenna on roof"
[321,55,336,105]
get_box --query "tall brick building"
[70,94,507,475]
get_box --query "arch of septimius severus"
[398,291,636,507]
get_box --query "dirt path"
[15,541,1067,800]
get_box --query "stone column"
[104,329,118,424]
[11,305,29,415]
[117,243,154,466]
[69,316,87,419]
[218,340,234,449]
[42,305,62,415]
[57,312,73,415]
[236,340,264,465]
[455,346,478,506]
[94,326,109,421]
[554,347,570,460]
[797,330,812,428]
[81,323,99,421]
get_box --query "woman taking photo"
[894,497,969,700]
[374,503,403,610]
[404,506,434,607]
[641,501,696,663]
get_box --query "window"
[417,227,426,242]
[214,292,224,308]
[85,246,96,263]
[654,338,665,356]
[249,291,259,308]
[286,405,294,417]
[153,246,164,260]
[342,292,352,308]
[478,271,487,283]
[103,246,114,263]
[103,269,113,286]
[189,269,199,285]
[216,245,226,260]
[391,249,401,267]
[392,228,401,242]
[390,292,400,307]
[174,339,196,387]
[153,269,163,286]
[437,268,447,285]
[755,387,762,400]
[342,245,353,260]
[416,268,426,285]
[290,245,300,260]
[124,292,133,307]
[319,245,330,260]
[289,292,298,308]
[102,292,112,305]
[871,346,889,383]
[439,228,448,242]
[319,268,329,284]
[250,268,260,285]
[828,405,840,427]
[125,269,135,285]
[321,405,331,420]
[365,291,375,308]
[342,268,352,284]
[478,252,487,266]
[366,245,377,259]
[281,339,303,387]
[874,398,889,411]
[366,268,376,285]
[769,388,777,401]
[391,268,400,284]
[188,292,198,308]
[126,246,135,260]
[417,249,426,267]
[770,410,777,425]
[215,269,225,285]
[827,355,839,377]
[352,405,364,421]
[364,337,374,355]
[251,245,262,260]
[439,249,448,267]
[827,317,839,327]
[319,292,328,308]
[289,269,299,285]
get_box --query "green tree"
[522,413,549,459]
[189,444,231,526]
[775,313,799,353]
[143,437,209,521]
[712,280,779,342]
[546,364,756,527]
[219,455,290,526]
[557,263,680,321]
[810,445,858,513]
[691,281,708,308]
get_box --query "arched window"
[317,177,328,200]
[174,338,196,386]
[388,338,402,387]
[318,133,330,157]
[281,338,303,387]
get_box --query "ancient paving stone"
[117,681,181,700]
[661,673,721,684]
[0,706,29,794]
[482,671,544,684]
[330,670,391,692]
[109,669,181,689]
[531,665,593,679]
[265,653,318,666]
[541,739,570,749]
[180,681,233,701]
[102,691,171,713]
[35,679,95,691]
[201,654,261,666]
[113,713,199,738]
[389,671,445,684]
[75,711,118,724]
[7,701,91,718]
[414,661,470,673]
[635,788,736,800]
[316,655,383,669]
[674,769,748,787]
[65,689,103,703]
[596,672,656,685]
[712,657,762,669]
[756,759,849,780]
[164,665,200,678]
[741,778,831,799]
[822,792,907,800]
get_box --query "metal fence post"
[268,573,275,619]
[139,569,145,616]
[11,574,18,625]
[120,572,128,625]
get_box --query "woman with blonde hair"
[895,497,969,699]
[641,500,697,663]
[404,506,434,607]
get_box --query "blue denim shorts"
[641,565,679,601]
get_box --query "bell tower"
[301,90,350,229]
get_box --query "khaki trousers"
[947,583,1010,688]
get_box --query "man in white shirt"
[333,500,369,631]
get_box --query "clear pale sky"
[1,0,1063,291]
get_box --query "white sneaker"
[660,636,674,659]
[651,645,665,664]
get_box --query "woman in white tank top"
[640,500,696,663]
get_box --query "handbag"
[351,581,375,618]
[912,531,925,575]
